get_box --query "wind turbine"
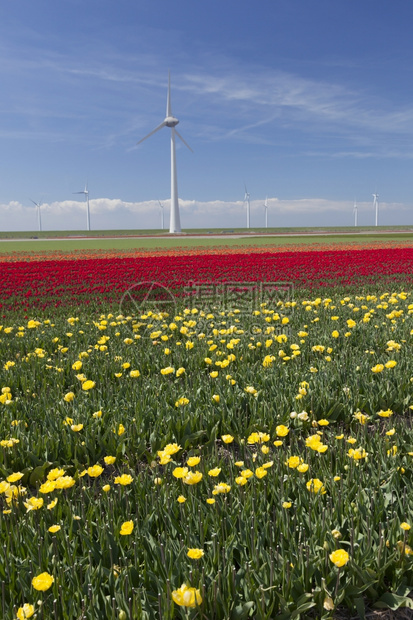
[372,193,379,227]
[137,72,192,234]
[353,199,358,227]
[243,185,251,229]
[264,196,268,229]
[158,200,165,230]
[73,182,90,231]
[30,199,43,232]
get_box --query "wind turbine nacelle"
[164,116,179,127]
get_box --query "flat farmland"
[0,229,413,256]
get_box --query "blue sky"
[0,0,412,231]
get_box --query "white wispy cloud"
[2,41,413,151]
[181,68,413,140]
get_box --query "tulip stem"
[334,568,341,600]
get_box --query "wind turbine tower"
[158,200,165,230]
[137,72,192,234]
[353,199,358,227]
[244,185,251,229]
[30,199,43,232]
[74,183,90,231]
[264,196,268,229]
[372,193,379,227]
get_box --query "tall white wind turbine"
[158,200,165,231]
[372,193,379,227]
[353,199,358,227]
[243,185,251,229]
[137,73,193,234]
[30,199,43,232]
[264,196,268,229]
[73,182,90,231]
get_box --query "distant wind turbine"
[243,185,251,229]
[158,200,165,230]
[353,199,358,227]
[73,182,90,231]
[137,72,193,234]
[264,196,268,229]
[30,199,43,232]
[372,193,379,227]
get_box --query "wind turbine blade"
[73,191,85,195]
[174,129,193,153]
[137,121,166,145]
[167,70,171,117]
[30,199,39,207]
